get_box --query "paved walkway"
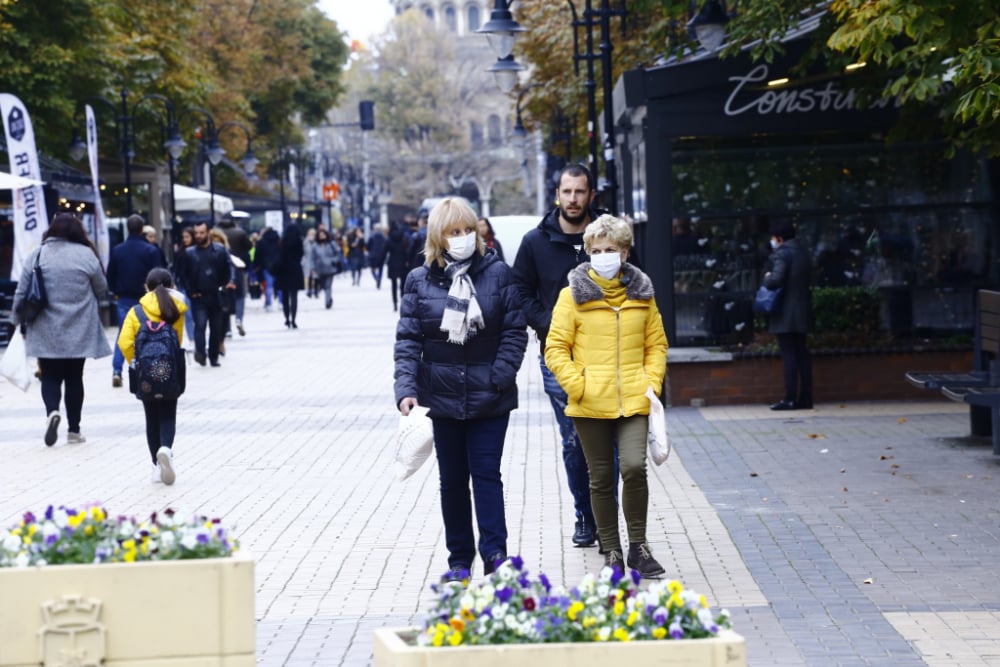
[2,272,997,666]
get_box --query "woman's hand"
[398,396,418,416]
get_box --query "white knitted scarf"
[440,256,484,344]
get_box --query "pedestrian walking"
[303,227,317,298]
[310,227,343,309]
[347,227,366,286]
[254,226,281,312]
[171,226,196,344]
[367,224,389,289]
[182,222,234,367]
[478,217,505,263]
[116,267,187,485]
[276,222,305,328]
[386,219,409,311]
[107,214,163,387]
[394,198,528,582]
[544,214,668,578]
[218,215,252,336]
[763,217,814,410]
[11,213,112,446]
[511,163,608,549]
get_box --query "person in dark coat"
[218,216,252,335]
[366,224,389,289]
[107,214,163,386]
[478,217,505,263]
[762,218,813,410]
[182,222,234,367]
[386,220,410,311]
[275,222,305,328]
[253,226,281,312]
[394,198,528,583]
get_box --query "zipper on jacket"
[615,308,624,417]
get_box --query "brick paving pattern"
[2,272,997,666]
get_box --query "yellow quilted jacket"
[544,263,668,419]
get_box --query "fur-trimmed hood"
[566,262,655,305]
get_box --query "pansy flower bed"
[0,505,238,567]
[420,556,731,646]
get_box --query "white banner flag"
[85,105,109,268]
[0,93,48,280]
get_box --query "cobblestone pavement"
[2,272,997,666]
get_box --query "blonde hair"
[209,227,230,249]
[583,214,632,254]
[423,198,484,267]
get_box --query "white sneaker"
[151,463,163,484]
[156,447,176,485]
[44,411,60,447]
[67,432,86,444]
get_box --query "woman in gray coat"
[12,213,112,446]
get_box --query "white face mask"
[446,232,477,261]
[590,252,622,279]
[770,238,780,250]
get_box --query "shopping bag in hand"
[394,405,434,480]
[646,387,671,465]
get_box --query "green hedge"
[811,287,881,335]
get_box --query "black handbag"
[15,248,47,322]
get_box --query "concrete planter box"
[373,627,746,667]
[0,555,254,667]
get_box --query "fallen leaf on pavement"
[863,578,873,584]
[898,417,907,424]
[808,433,826,439]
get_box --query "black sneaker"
[627,542,665,579]
[440,565,471,584]
[44,411,60,447]
[482,553,507,576]
[572,518,597,547]
[604,548,625,573]
[194,352,207,366]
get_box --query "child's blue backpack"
[129,305,185,400]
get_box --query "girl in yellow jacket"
[544,214,668,578]
[117,267,188,485]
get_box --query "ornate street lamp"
[187,108,258,225]
[688,0,730,52]
[478,1,527,93]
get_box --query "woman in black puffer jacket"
[394,198,527,583]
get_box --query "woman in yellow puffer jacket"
[545,214,668,578]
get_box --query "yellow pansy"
[84,525,94,537]
[700,595,708,608]
[89,507,105,522]
[567,601,585,621]
[123,550,136,563]
[613,601,625,616]
[613,628,631,642]
[460,608,476,621]
[652,627,667,639]
[627,611,639,627]
[10,527,22,537]
[26,524,37,537]
[614,589,625,601]
[67,514,84,529]
[668,580,683,595]
[447,632,463,646]
[122,539,136,551]
[669,593,684,609]
[582,616,597,629]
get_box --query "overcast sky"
[316,1,396,45]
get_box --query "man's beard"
[559,205,588,226]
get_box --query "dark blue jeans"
[142,398,177,463]
[112,297,139,375]
[432,414,510,570]
[190,297,224,362]
[539,355,596,526]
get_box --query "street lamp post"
[187,108,258,226]
[70,88,186,220]
[567,0,626,215]
[478,1,527,93]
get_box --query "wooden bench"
[905,289,1000,453]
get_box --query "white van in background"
[486,215,538,266]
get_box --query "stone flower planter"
[0,555,254,667]
[373,627,747,667]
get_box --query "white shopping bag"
[0,333,33,392]
[394,405,434,480]
[646,387,671,465]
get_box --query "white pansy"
[460,593,474,609]
[14,552,30,567]
[180,532,198,550]
[52,509,69,529]
[697,608,716,629]
[2,533,21,553]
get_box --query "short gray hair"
[583,214,632,253]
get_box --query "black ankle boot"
[627,542,665,579]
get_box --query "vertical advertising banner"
[0,93,48,280]
[85,105,109,268]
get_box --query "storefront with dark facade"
[614,34,1000,351]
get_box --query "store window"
[668,137,995,344]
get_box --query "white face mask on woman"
[446,232,477,261]
[590,252,622,279]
